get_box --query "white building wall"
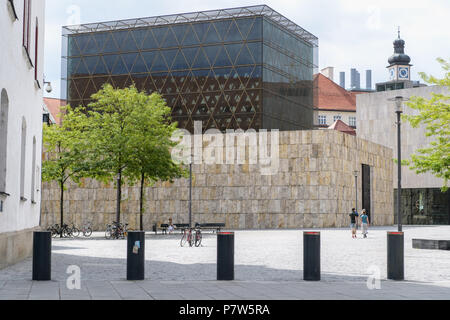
[0,0,45,236]
[356,85,447,189]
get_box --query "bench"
[153,223,190,235]
[195,223,226,233]
[413,239,450,251]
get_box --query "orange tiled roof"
[328,119,356,136]
[43,98,66,125]
[314,73,357,112]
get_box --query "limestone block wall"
[41,130,394,230]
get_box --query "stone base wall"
[0,227,38,270]
[41,130,394,231]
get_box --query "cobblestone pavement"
[0,226,449,300]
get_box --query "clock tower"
[376,28,420,92]
[387,28,412,81]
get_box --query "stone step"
[413,239,450,251]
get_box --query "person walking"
[349,208,359,239]
[360,209,370,238]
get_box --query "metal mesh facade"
[62,5,318,132]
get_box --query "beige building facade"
[41,130,394,230]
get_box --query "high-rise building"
[339,72,345,89]
[366,70,372,90]
[62,5,318,132]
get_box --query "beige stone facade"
[41,130,394,230]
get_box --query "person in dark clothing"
[349,208,359,239]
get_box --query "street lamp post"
[189,153,193,228]
[353,171,359,213]
[389,96,408,232]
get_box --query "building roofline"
[62,4,318,47]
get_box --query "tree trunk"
[60,180,64,238]
[139,172,145,231]
[116,169,122,224]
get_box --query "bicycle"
[80,221,93,237]
[105,222,132,239]
[180,227,202,247]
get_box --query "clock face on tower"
[398,67,409,79]
[389,68,395,80]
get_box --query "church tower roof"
[388,28,411,66]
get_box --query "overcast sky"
[44,0,450,98]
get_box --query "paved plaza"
[0,226,449,300]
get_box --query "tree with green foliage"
[85,84,186,226]
[126,93,188,230]
[42,106,91,235]
[403,58,450,191]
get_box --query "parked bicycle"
[180,227,202,247]
[47,223,78,238]
[105,221,132,240]
[80,221,93,237]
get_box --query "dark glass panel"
[68,36,80,56]
[141,51,158,71]
[191,69,210,90]
[204,45,222,67]
[112,30,128,51]
[161,27,178,48]
[111,75,129,88]
[203,70,220,92]
[246,42,262,63]
[161,73,176,94]
[103,33,119,53]
[132,29,147,49]
[111,56,127,75]
[247,17,262,40]
[224,20,242,42]
[74,78,89,99]
[152,27,169,48]
[204,23,221,44]
[192,22,209,43]
[224,43,242,65]
[82,79,98,99]
[93,56,108,75]
[213,67,233,90]
[68,57,81,75]
[93,32,109,54]
[236,18,254,40]
[143,75,157,93]
[102,54,119,75]
[92,76,109,92]
[191,48,209,69]
[171,70,188,92]
[142,29,158,50]
[235,45,254,65]
[151,52,168,72]
[121,31,139,52]
[162,48,178,70]
[75,34,90,54]
[131,53,148,73]
[213,46,230,67]
[181,47,199,68]
[171,24,186,44]
[83,56,100,75]
[213,20,232,41]
[122,53,138,73]
[152,72,169,92]
[75,58,89,76]
[182,25,199,46]
[172,50,189,70]
[129,74,148,91]
[68,80,81,100]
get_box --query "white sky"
[44,0,450,98]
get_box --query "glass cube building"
[62,5,318,132]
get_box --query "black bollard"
[303,232,320,281]
[32,231,52,281]
[217,232,234,281]
[387,231,404,280]
[127,231,145,281]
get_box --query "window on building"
[34,18,39,82]
[318,115,327,125]
[349,117,357,127]
[0,89,9,194]
[31,136,36,203]
[23,0,31,53]
[333,115,342,122]
[20,117,27,200]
